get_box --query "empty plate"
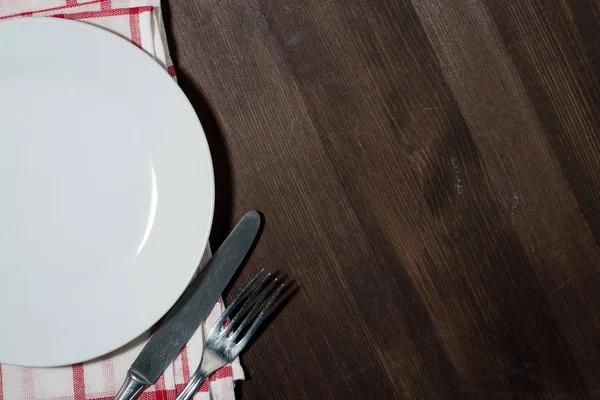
[0,18,214,366]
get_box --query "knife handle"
[113,371,148,400]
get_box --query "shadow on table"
[161,1,234,251]
[161,3,247,398]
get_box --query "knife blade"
[114,211,261,400]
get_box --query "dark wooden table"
[165,0,600,398]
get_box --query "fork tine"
[208,269,264,336]
[234,284,285,351]
[220,273,272,336]
[229,278,279,341]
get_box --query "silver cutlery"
[114,211,262,400]
[175,270,284,400]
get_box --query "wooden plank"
[166,0,600,397]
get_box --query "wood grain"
[165,0,600,398]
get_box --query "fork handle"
[175,370,210,400]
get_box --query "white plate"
[0,18,214,367]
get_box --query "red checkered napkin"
[0,1,244,399]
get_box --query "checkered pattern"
[0,1,244,399]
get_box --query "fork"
[175,270,284,400]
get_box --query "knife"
[113,211,261,400]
